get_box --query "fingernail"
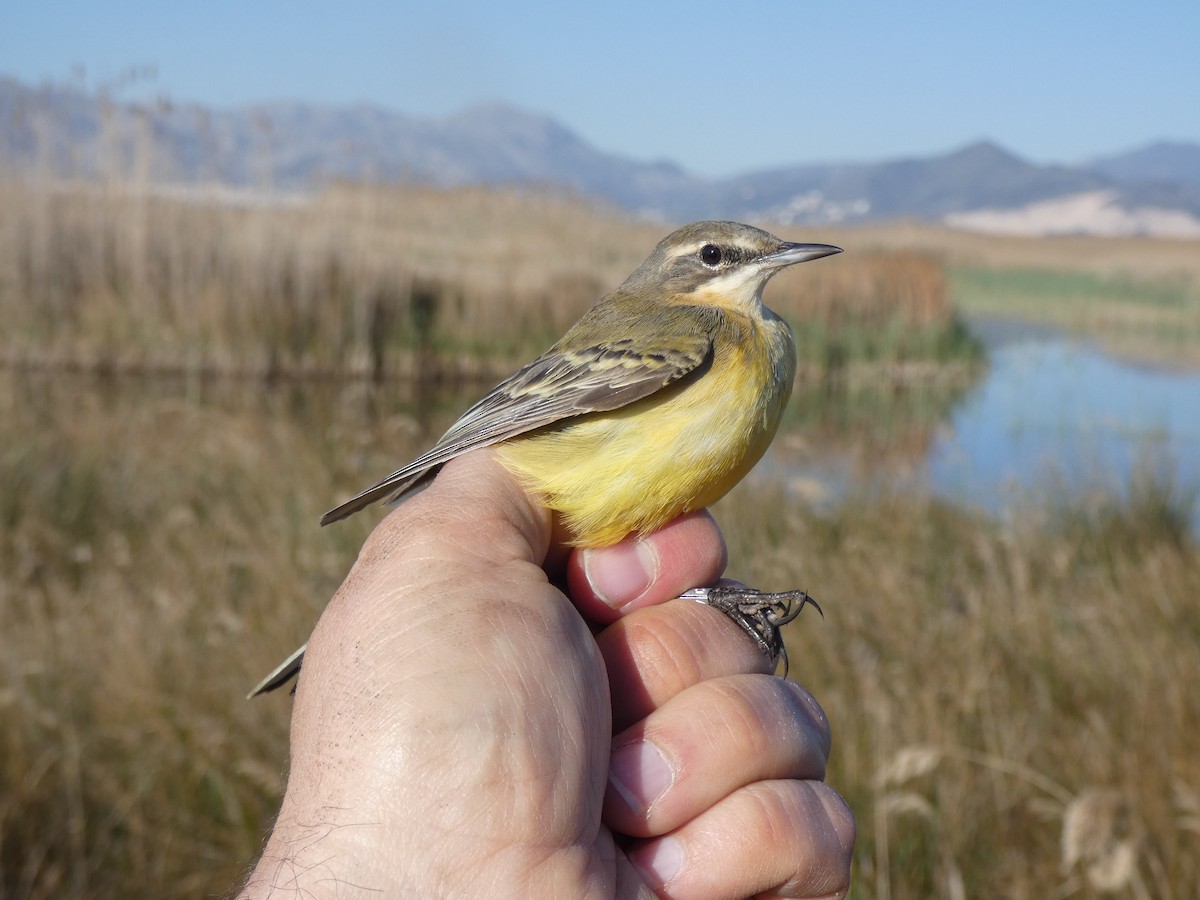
[628,835,684,889]
[582,538,659,610]
[608,739,675,816]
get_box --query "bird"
[249,221,840,698]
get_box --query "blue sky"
[4,1,1198,177]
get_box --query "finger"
[565,510,727,624]
[626,781,855,900]
[599,597,774,731]
[605,675,831,837]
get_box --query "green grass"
[950,265,1200,365]
[953,266,1195,310]
[791,315,983,377]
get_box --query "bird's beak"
[762,242,843,269]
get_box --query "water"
[6,318,1198,534]
[925,321,1200,528]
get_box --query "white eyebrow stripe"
[671,240,761,261]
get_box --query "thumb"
[566,511,727,624]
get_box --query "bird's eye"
[700,244,723,267]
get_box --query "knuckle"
[757,782,856,898]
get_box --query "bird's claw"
[679,586,821,679]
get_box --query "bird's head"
[622,220,842,313]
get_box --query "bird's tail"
[247,643,307,699]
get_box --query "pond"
[927,318,1200,530]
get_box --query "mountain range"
[4,75,1199,237]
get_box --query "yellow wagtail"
[250,221,841,697]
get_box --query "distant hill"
[3,75,1198,236]
[1087,141,1200,188]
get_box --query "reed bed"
[0,179,973,380]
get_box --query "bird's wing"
[319,333,713,524]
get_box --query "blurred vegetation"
[0,180,980,380]
[804,218,1200,367]
[2,180,1197,898]
[950,265,1200,366]
[725,474,1199,899]
[2,372,1196,898]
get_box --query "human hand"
[238,450,853,898]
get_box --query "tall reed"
[0,180,972,379]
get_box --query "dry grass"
[817,220,1200,288]
[0,180,973,380]
[719,477,1200,899]
[0,180,627,376]
[2,370,1197,898]
[1,376,327,894]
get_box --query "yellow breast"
[495,311,795,547]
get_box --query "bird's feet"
[678,586,821,678]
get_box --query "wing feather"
[319,334,712,524]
